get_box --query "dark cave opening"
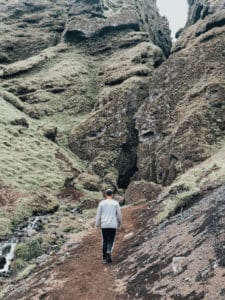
[117,142,139,189]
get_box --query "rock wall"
[135,0,225,186]
[0,0,69,63]
[187,0,225,26]
[0,0,171,216]
[67,0,171,189]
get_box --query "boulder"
[30,194,59,215]
[125,181,162,203]
[75,173,101,192]
[172,257,187,275]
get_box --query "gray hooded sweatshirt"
[95,199,122,229]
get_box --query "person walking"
[95,189,122,264]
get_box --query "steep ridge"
[114,1,225,298]
[133,0,225,191]
[67,0,171,189]
[1,0,225,298]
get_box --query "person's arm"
[95,203,102,228]
[116,203,122,227]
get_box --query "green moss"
[75,173,101,192]
[0,214,12,238]
[11,198,33,227]
[89,151,119,177]
[30,194,59,215]
[10,258,27,275]
[15,243,29,260]
[15,239,42,261]
[79,192,102,209]
[28,239,43,259]
[63,226,76,233]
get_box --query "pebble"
[67,243,79,250]
[36,254,49,264]
[123,232,134,241]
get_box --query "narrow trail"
[47,205,141,300]
[5,204,145,300]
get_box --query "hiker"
[95,189,122,264]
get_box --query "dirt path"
[47,205,141,300]
[5,204,144,300]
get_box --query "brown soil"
[47,205,141,300]
[0,185,22,210]
[5,204,145,300]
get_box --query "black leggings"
[101,228,116,259]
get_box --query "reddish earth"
[0,184,22,210]
[5,204,145,300]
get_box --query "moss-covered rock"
[11,198,33,227]
[30,194,59,215]
[125,180,162,204]
[75,173,101,192]
[10,258,26,275]
[15,239,42,261]
[15,243,29,261]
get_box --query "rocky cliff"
[134,0,225,192]
[0,0,171,215]
[67,0,171,189]
[115,1,225,298]
[0,0,171,284]
[1,0,225,298]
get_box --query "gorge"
[0,0,225,299]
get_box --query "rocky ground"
[1,205,142,299]
[2,186,225,299]
[0,0,225,298]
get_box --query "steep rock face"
[67,0,171,189]
[64,0,171,57]
[0,0,69,63]
[0,0,171,225]
[187,0,225,26]
[135,0,225,186]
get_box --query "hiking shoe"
[102,259,108,264]
[106,253,112,264]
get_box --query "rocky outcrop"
[64,0,171,57]
[125,180,162,203]
[135,0,225,186]
[116,185,225,299]
[67,0,171,189]
[175,0,225,51]
[187,0,225,26]
[0,0,69,63]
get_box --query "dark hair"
[105,189,113,196]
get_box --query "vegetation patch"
[15,238,42,261]
[156,141,225,223]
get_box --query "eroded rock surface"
[116,185,225,299]
[135,0,225,186]
[67,0,171,189]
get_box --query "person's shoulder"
[99,199,107,205]
[112,199,120,206]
